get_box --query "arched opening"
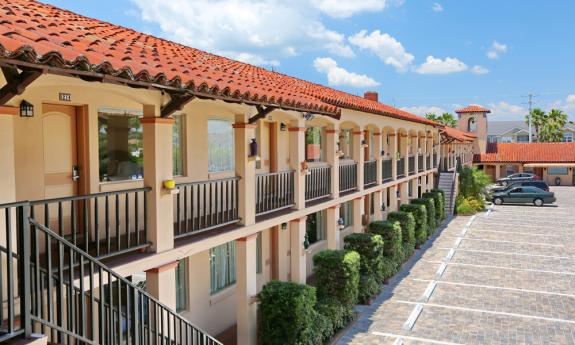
[468,117,477,132]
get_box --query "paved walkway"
[338,187,575,345]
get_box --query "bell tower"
[455,105,491,154]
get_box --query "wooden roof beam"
[161,92,195,118]
[0,66,43,105]
[248,105,277,124]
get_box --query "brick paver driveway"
[339,187,575,345]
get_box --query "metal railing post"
[17,204,32,337]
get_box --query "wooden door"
[268,122,278,172]
[42,104,78,199]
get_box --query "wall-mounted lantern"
[280,122,287,131]
[361,140,369,148]
[302,112,315,121]
[20,100,34,117]
[381,150,385,157]
[337,218,345,230]
[381,203,386,212]
[281,222,288,230]
[249,138,260,161]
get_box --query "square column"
[326,125,339,197]
[352,196,364,233]
[236,234,258,345]
[273,225,290,281]
[233,114,257,226]
[410,178,418,200]
[495,164,501,179]
[389,185,398,212]
[373,190,384,221]
[353,129,364,190]
[401,134,409,177]
[145,261,178,310]
[289,120,306,209]
[374,132,382,184]
[413,135,419,173]
[290,217,307,283]
[142,106,175,253]
[326,205,340,249]
[0,106,17,204]
[428,173,434,191]
[400,182,409,206]
[390,133,398,180]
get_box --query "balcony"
[408,155,416,175]
[339,161,358,195]
[173,177,240,238]
[397,157,405,178]
[434,153,438,168]
[305,165,331,203]
[418,154,424,172]
[382,158,393,183]
[426,154,431,170]
[364,160,377,188]
[255,170,295,216]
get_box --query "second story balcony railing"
[256,170,295,216]
[28,187,151,260]
[382,158,393,182]
[397,157,405,178]
[174,177,240,238]
[305,165,331,203]
[339,161,357,195]
[426,154,431,170]
[408,155,416,175]
[364,160,377,188]
[418,154,424,172]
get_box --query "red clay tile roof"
[474,142,575,163]
[441,126,476,142]
[0,0,439,127]
[455,105,491,114]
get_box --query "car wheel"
[493,197,503,205]
[533,198,544,207]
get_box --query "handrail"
[29,187,151,205]
[176,176,240,187]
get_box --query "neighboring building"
[0,2,477,345]
[487,120,575,143]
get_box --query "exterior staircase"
[0,202,222,345]
[438,172,458,216]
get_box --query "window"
[517,135,529,143]
[175,260,187,312]
[499,136,513,143]
[306,210,326,244]
[98,109,143,182]
[468,117,477,132]
[209,241,236,294]
[488,136,497,143]
[563,133,573,142]
[256,233,262,274]
[368,131,375,160]
[173,115,185,176]
[340,201,353,229]
[505,165,516,176]
[339,129,353,159]
[208,119,234,172]
[306,127,325,162]
[548,167,568,175]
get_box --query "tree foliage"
[425,112,457,128]
[526,108,573,142]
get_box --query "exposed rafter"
[0,66,43,105]
[248,105,277,124]
[161,92,195,118]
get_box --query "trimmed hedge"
[313,249,360,306]
[344,233,384,303]
[367,220,403,273]
[431,188,446,220]
[315,297,354,340]
[423,191,443,222]
[400,204,428,247]
[259,281,320,345]
[411,198,436,235]
[386,211,415,261]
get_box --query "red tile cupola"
[364,91,379,102]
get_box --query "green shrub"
[313,249,360,306]
[424,191,444,221]
[456,197,477,215]
[344,233,385,283]
[367,221,402,276]
[258,281,319,345]
[400,204,428,247]
[315,297,354,340]
[411,198,436,234]
[386,211,415,261]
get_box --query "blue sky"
[45,0,575,120]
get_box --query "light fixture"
[249,138,260,160]
[381,203,386,211]
[19,100,34,117]
[381,150,385,156]
[281,222,287,230]
[302,112,315,121]
[280,123,287,131]
[337,218,345,230]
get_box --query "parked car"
[495,173,538,187]
[490,186,555,206]
[490,180,550,193]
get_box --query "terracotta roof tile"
[474,142,575,163]
[455,105,491,114]
[441,126,476,142]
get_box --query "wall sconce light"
[20,100,34,117]
[302,112,315,121]
[249,138,260,161]
[281,222,288,230]
[337,218,345,230]
[396,190,400,198]
[381,150,385,156]
[361,140,368,148]
[303,232,310,250]
[280,122,287,131]
[381,203,386,212]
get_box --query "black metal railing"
[339,161,357,194]
[28,188,151,260]
[382,159,393,182]
[305,165,331,202]
[426,155,431,170]
[364,160,377,187]
[397,157,405,178]
[174,177,240,239]
[418,154,424,172]
[1,203,222,345]
[408,155,416,175]
[256,171,295,216]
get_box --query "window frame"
[209,241,237,295]
[548,167,568,175]
[207,118,235,173]
[172,114,186,177]
[175,259,187,313]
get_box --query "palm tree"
[539,109,568,142]
[525,108,546,140]
[425,112,457,128]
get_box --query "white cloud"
[432,2,443,12]
[415,56,468,74]
[487,41,508,59]
[488,101,526,119]
[400,105,446,116]
[566,94,575,104]
[313,57,379,88]
[130,0,355,66]
[311,0,387,18]
[470,65,489,75]
[234,53,280,67]
[348,30,415,72]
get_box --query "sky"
[44,0,575,121]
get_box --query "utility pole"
[522,93,538,143]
